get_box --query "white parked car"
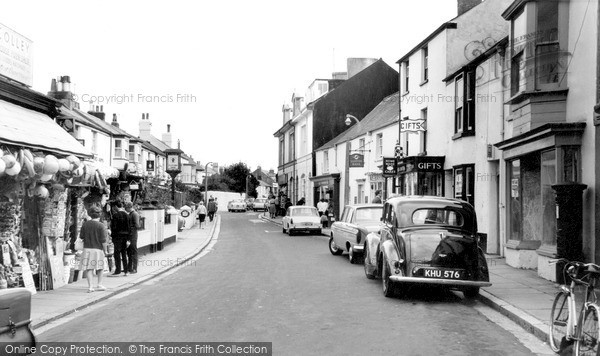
[227,199,247,212]
[282,206,321,236]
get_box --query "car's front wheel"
[382,255,396,298]
[463,287,480,299]
[329,237,342,255]
[364,243,376,279]
[348,247,358,264]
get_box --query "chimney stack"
[111,113,119,128]
[139,112,152,140]
[87,104,106,121]
[162,124,173,148]
[48,75,77,109]
[291,95,304,117]
[282,104,291,123]
[457,0,482,16]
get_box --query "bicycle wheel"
[549,291,570,352]
[575,303,600,356]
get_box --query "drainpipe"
[594,0,600,262]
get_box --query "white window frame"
[421,47,428,82]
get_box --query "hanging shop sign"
[397,156,445,174]
[0,23,33,86]
[401,119,427,132]
[146,160,155,172]
[349,153,364,168]
[382,157,397,176]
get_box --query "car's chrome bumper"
[389,276,492,288]
[351,245,364,252]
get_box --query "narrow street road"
[39,212,546,355]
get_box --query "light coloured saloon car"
[227,199,247,212]
[328,204,383,264]
[282,206,322,236]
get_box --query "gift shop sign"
[0,23,33,86]
[401,119,426,132]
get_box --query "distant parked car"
[227,199,247,212]
[282,206,321,236]
[253,198,268,212]
[363,196,491,298]
[329,204,383,264]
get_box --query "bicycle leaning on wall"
[549,258,600,355]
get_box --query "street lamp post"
[345,114,359,126]
[343,114,361,206]
[204,162,214,203]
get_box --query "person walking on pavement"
[284,197,292,215]
[110,201,130,276]
[268,195,277,219]
[207,198,217,222]
[125,202,140,274]
[80,206,108,293]
[372,190,383,204]
[273,195,280,217]
[197,201,207,228]
[317,198,328,217]
[327,200,335,227]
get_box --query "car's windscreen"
[410,234,441,262]
[293,208,318,216]
[354,207,382,224]
[411,208,463,226]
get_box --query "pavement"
[258,212,556,345]
[30,214,220,330]
[30,211,557,347]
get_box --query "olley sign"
[402,119,426,132]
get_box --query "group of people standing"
[78,200,141,293]
[267,194,292,219]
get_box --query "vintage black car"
[363,196,491,298]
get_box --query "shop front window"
[421,172,443,197]
[562,147,579,183]
[509,159,522,241]
[541,149,557,245]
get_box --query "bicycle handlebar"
[549,259,600,284]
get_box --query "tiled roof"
[141,140,164,155]
[59,107,134,138]
[145,135,171,152]
[317,92,400,151]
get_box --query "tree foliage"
[199,162,259,197]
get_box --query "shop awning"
[0,99,91,157]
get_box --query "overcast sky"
[3,0,457,172]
